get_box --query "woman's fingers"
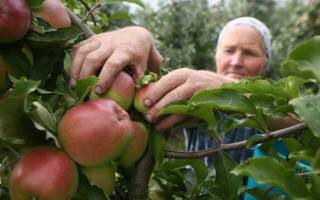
[146,82,195,123]
[78,48,112,79]
[143,69,189,109]
[95,50,132,94]
[70,40,100,84]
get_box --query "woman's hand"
[70,26,162,94]
[141,68,236,131]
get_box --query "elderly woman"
[185,17,272,165]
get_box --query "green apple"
[81,164,116,196]
[117,121,149,167]
[90,71,135,111]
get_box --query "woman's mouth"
[225,72,246,80]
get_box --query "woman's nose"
[230,52,244,67]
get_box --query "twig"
[82,3,102,23]
[165,123,306,159]
[67,9,95,38]
[78,0,97,25]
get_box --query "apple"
[81,164,116,196]
[9,146,78,200]
[32,0,71,28]
[90,71,135,111]
[117,121,149,167]
[0,0,31,43]
[58,99,133,166]
[134,83,154,114]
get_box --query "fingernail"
[146,114,153,122]
[144,98,152,107]
[95,86,102,95]
[69,79,76,87]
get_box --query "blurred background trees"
[131,0,320,79]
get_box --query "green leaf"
[27,101,57,133]
[244,188,287,200]
[109,13,131,21]
[190,88,256,114]
[27,0,44,8]
[159,103,216,127]
[231,157,309,199]
[214,152,242,200]
[245,135,264,148]
[278,76,308,99]
[290,95,320,137]
[9,79,40,98]
[135,72,158,89]
[281,36,320,81]
[220,116,261,134]
[159,159,208,186]
[222,77,287,99]
[63,53,72,76]
[289,150,314,162]
[310,174,320,199]
[74,76,98,102]
[312,149,320,170]
[25,26,83,49]
[282,138,303,152]
[149,129,166,166]
[0,42,33,78]
[0,79,43,145]
[73,173,106,200]
[281,60,317,81]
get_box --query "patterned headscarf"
[217,17,272,67]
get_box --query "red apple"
[81,164,116,196]
[0,0,31,43]
[117,121,149,167]
[9,146,78,200]
[134,83,155,114]
[58,99,133,166]
[90,71,135,111]
[32,0,71,28]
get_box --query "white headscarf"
[217,17,272,66]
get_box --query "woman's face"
[215,25,267,80]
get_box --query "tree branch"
[67,9,95,38]
[128,149,155,200]
[165,123,306,159]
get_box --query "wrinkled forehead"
[218,25,265,52]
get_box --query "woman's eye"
[224,49,234,54]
